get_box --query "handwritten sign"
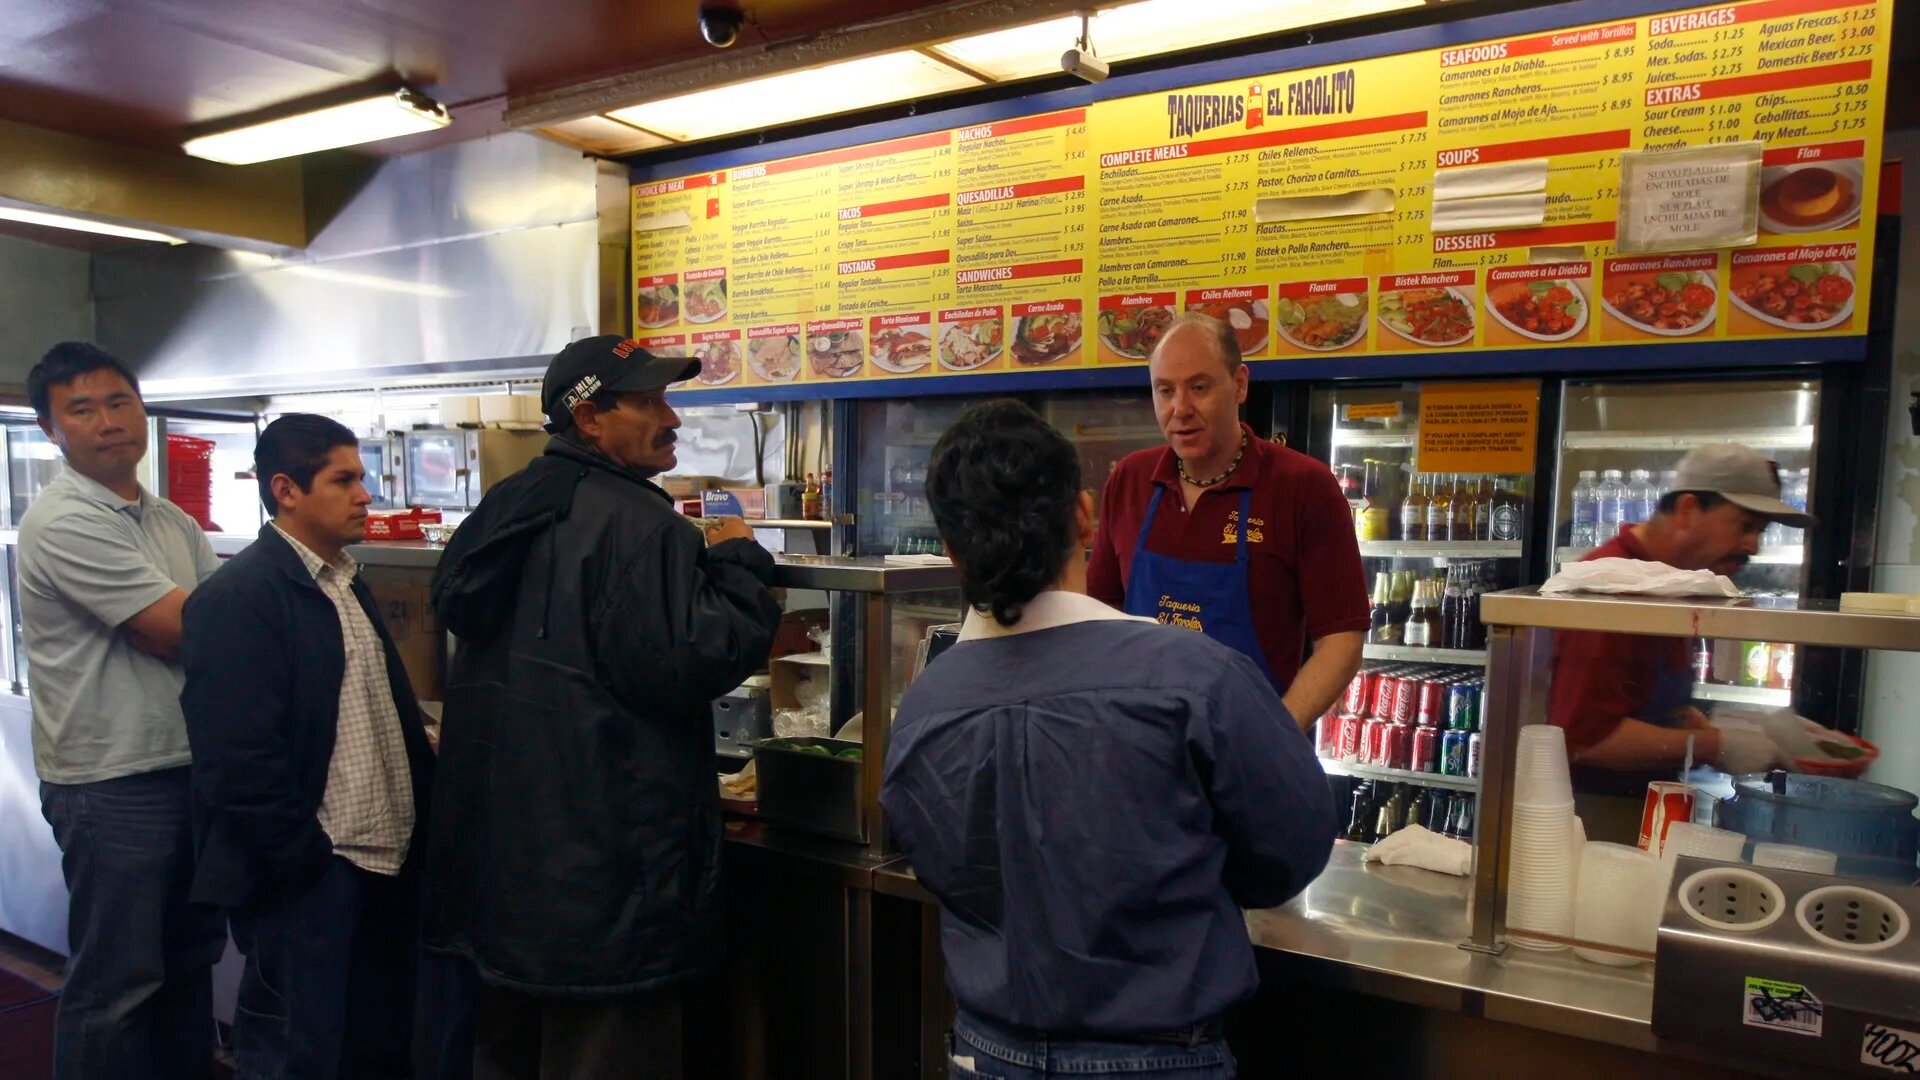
[1416,382,1539,474]
[1862,1024,1920,1074]
[1742,977,1823,1037]
[1618,142,1762,254]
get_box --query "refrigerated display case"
[1307,380,1543,828]
[1548,377,1819,714]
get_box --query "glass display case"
[1307,380,1543,828]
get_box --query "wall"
[94,133,600,396]
[1862,128,1920,789]
[0,234,91,390]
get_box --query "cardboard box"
[360,566,444,702]
[363,508,443,541]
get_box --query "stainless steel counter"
[1246,841,1658,1051]
[1481,587,1920,651]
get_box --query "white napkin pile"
[1540,557,1741,597]
[1364,824,1473,876]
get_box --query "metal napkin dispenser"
[1652,856,1920,1075]
[713,679,772,760]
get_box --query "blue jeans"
[950,1012,1236,1078]
[228,855,419,1080]
[39,766,225,1080]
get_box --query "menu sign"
[636,0,1891,390]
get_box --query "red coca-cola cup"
[1639,781,1697,853]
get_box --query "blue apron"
[1122,487,1280,689]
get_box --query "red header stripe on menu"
[685,267,727,282]
[1100,292,1176,308]
[955,109,1087,142]
[1011,299,1083,316]
[874,312,930,328]
[1100,112,1428,168]
[837,249,950,275]
[1186,285,1270,303]
[755,131,952,178]
[1382,270,1476,290]
[1276,278,1369,299]
[1441,21,1636,67]
[957,176,1086,205]
[692,329,740,343]
[1487,262,1593,284]
[1731,243,1857,266]
[1433,221,1616,253]
[1647,0,1870,34]
[1438,129,1630,168]
[636,274,678,287]
[633,173,723,199]
[848,193,950,218]
[807,318,862,333]
[636,334,686,347]
[940,307,1001,322]
[1605,254,1720,273]
[1646,60,1873,107]
[1762,140,1866,166]
[747,324,801,339]
[955,259,1083,285]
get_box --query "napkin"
[1364,824,1473,876]
[1540,557,1741,597]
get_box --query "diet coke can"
[1391,675,1418,725]
[1411,726,1439,773]
[1336,712,1365,763]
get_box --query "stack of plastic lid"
[1572,842,1664,966]
[1507,724,1579,950]
[166,434,217,531]
[1752,843,1839,875]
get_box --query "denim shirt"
[880,591,1338,1036]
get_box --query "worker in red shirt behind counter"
[1550,443,1814,785]
[1089,313,1369,728]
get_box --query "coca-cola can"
[1416,679,1445,728]
[1391,675,1417,725]
[1336,712,1365,763]
[1370,672,1400,720]
[1342,668,1371,716]
[1411,726,1439,773]
[1639,781,1697,854]
[1384,723,1414,771]
[1315,710,1339,758]
[1359,718,1386,766]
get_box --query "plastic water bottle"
[1570,469,1600,549]
[1782,468,1809,548]
[1629,468,1656,525]
[1597,469,1627,540]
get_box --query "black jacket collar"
[545,435,674,505]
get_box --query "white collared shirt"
[956,589,1157,642]
[272,523,414,876]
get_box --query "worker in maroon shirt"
[1089,312,1368,727]
[1549,444,1813,782]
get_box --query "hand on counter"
[706,516,755,546]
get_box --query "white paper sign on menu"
[1617,142,1763,255]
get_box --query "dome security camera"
[698,2,745,48]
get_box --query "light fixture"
[183,88,452,166]
[606,52,982,143]
[931,0,1422,81]
[0,206,184,245]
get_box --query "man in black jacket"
[425,336,781,1079]
[182,415,435,1079]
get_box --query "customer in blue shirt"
[882,399,1338,1080]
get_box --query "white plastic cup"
[1752,843,1839,875]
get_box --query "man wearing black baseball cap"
[423,335,782,1077]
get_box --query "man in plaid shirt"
[182,415,435,1079]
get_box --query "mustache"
[654,431,677,449]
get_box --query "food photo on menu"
[870,317,935,374]
[1483,268,1591,346]
[1376,275,1476,349]
[806,324,867,379]
[1186,289,1270,358]
[747,331,802,383]
[693,337,741,386]
[1758,157,1864,235]
[936,309,1005,372]
[1728,249,1858,334]
[1009,307,1083,367]
[1599,256,1720,340]
[1273,291,1368,353]
[1097,295,1175,363]
[634,281,680,329]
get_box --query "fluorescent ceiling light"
[0,206,183,244]
[607,52,982,143]
[183,89,451,165]
[930,0,1422,81]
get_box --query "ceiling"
[0,0,950,155]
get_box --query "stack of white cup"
[1508,725,1580,950]
[1752,843,1839,875]
[1572,841,1664,966]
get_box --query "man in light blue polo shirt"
[18,342,224,1080]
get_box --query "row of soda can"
[1317,663,1484,777]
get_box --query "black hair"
[1655,490,1727,516]
[255,414,359,516]
[926,399,1082,628]
[28,342,142,423]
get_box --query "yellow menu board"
[637,0,1892,391]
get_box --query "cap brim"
[1721,492,1815,529]
[606,354,702,394]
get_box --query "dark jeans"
[471,984,682,1080]
[950,1011,1236,1079]
[229,855,420,1080]
[39,765,224,1080]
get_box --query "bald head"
[1151,312,1242,377]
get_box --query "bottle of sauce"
[1355,460,1389,541]
[1425,473,1453,542]
[1368,572,1397,644]
[1399,473,1427,542]
[802,473,823,519]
